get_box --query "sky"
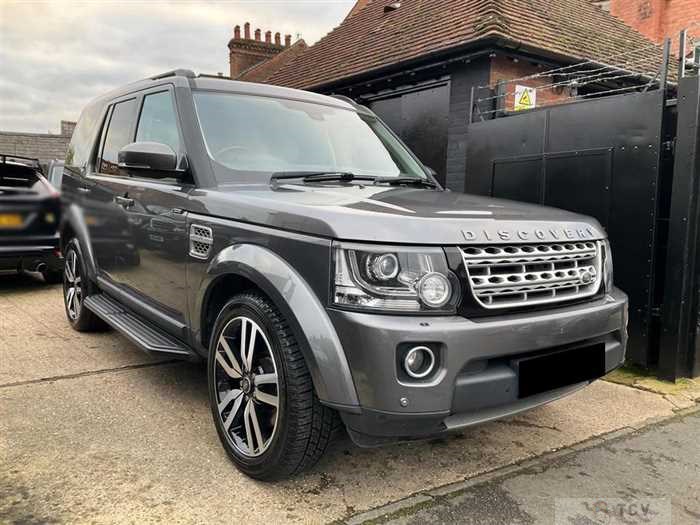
[0,0,355,133]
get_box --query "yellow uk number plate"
[0,213,23,229]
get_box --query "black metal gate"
[659,74,700,379]
[465,89,669,369]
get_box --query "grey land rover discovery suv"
[59,69,628,480]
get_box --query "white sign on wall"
[514,85,536,111]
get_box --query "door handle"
[77,187,91,194]
[115,196,134,208]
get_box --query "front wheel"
[208,292,339,481]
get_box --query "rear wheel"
[63,239,107,332]
[208,292,339,481]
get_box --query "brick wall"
[0,120,75,167]
[488,55,573,112]
[611,0,665,41]
[610,0,700,54]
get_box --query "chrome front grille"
[460,241,602,309]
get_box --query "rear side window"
[136,91,180,154]
[65,103,102,168]
[99,98,137,175]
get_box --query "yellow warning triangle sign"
[518,89,532,107]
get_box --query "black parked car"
[60,70,627,480]
[0,155,63,283]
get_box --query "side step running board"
[84,294,196,359]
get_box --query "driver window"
[136,91,180,154]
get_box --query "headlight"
[332,242,458,312]
[602,239,614,292]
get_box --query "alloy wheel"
[64,248,83,320]
[214,316,280,457]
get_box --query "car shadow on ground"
[130,356,478,479]
[0,271,57,294]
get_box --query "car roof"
[1,154,42,172]
[88,69,357,112]
[192,77,355,110]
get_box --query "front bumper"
[327,287,628,446]
[0,234,62,272]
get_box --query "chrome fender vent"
[460,241,602,309]
[189,224,213,260]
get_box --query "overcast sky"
[0,0,354,133]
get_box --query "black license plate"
[514,343,606,398]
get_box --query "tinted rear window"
[99,99,138,175]
[66,103,103,168]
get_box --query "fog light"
[417,272,451,308]
[404,346,436,379]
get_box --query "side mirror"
[118,142,178,173]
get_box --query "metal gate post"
[678,29,687,81]
[659,75,700,380]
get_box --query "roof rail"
[330,94,358,107]
[150,69,196,80]
[197,73,234,81]
[330,94,374,115]
[1,154,43,173]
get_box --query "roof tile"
[267,0,665,89]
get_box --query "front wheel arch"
[197,244,360,410]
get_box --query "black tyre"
[42,268,63,285]
[208,292,339,481]
[63,239,107,332]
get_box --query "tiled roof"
[236,40,308,83]
[267,0,665,89]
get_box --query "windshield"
[193,91,427,183]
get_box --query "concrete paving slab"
[0,274,161,386]
[366,409,700,525]
[1,367,677,524]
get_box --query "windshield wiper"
[270,171,377,184]
[373,176,438,188]
[270,172,438,188]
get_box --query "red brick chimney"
[228,22,292,78]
